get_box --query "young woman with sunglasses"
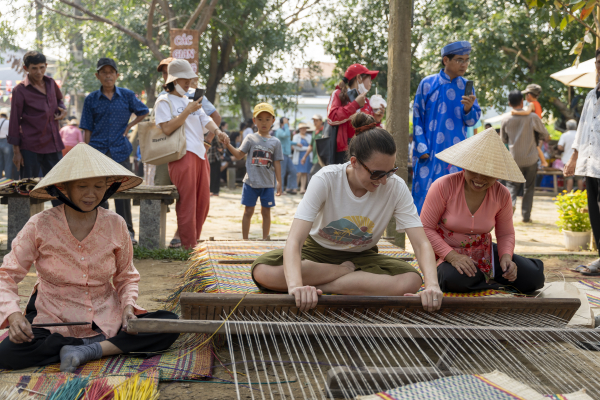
[251,113,443,311]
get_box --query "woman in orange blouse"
[420,128,545,293]
[0,144,179,371]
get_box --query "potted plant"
[555,190,592,251]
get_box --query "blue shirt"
[411,69,481,213]
[80,86,149,163]
[275,124,292,155]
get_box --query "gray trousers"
[506,163,538,222]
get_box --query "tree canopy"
[322,0,593,124]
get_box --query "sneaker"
[130,232,138,246]
[286,189,297,195]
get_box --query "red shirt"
[327,87,379,152]
[532,100,542,118]
[8,75,65,154]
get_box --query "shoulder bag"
[138,97,187,165]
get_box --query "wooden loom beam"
[127,319,596,342]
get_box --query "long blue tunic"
[411,69,481,213]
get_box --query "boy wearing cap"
[511,83,548,167]
[226,103,283,240]
[80,58,149,243]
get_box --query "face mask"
[174,83,188,96]
[357,77,369,95]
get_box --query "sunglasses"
[358,159,398,180]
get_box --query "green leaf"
[551,13,559,28]
[571,0,587,11]
[569,40,584,54]
[570,0,583,4]
[528,0,538,6]
[555,0,564,7]
[560,16,569,30]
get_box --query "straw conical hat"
[30,143,143,199]
[435,128,526,183]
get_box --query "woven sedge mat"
[0,366,161,398]
[165,240,502,311]
[357,370,594,400]
[0,327,214,383]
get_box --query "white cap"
[312,114,323,121]
[166,59,197,84]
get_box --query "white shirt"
[243,127,254,139]
[557,130,577,165]
[154,93,212,160]
[573,86,600,179]
[0,118,8,139]
[295,163,423,252]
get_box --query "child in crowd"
[226,103,283,240]
[511,84,548,167]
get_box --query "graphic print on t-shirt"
[251,145,274,169]
[318,216,375,246]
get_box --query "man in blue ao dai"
[412,41,482,213]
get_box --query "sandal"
[570,265,590,273]
[576,259,600,276]
[169,238,182,249]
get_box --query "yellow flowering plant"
[554,190,591,232]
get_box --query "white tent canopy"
[550,58,596,88]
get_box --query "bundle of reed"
[47,375,91,400]
[113,375,159,400]
[0,386,28,400]
[83,378,115,400]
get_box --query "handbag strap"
[152,96,178,120]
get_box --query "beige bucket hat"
[30,143,143,200]
[435,127,526,183]
[166,59,197,84]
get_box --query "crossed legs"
[253,261,422,295]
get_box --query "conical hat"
[30,143,143,199]
[435,128,526,183]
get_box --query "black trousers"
[587,177,600,257]
[209,160,221,195]
[437,244,545,293]
[100,154,134,235]
[20,149,63,207]
[0,293,179,370]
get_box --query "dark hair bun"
[350,112,376,135]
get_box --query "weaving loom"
[128,293,600,399]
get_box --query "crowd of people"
[0,39,599,372]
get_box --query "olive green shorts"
[251,236,421,292]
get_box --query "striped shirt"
[500,111,549,167]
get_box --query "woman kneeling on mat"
[0,144,179,371]
[420,128,545,293]
[252,113,443,311]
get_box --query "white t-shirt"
[154,93,212,160]
[295,162,423,252]
[243,127,254,139]
[0,118,8,139]
[558,130,577,165]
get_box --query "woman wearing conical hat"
[0,143,179,371]
[420,128,545,293]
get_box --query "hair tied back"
[354,122,378,134]
[342,77,349,84]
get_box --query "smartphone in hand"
[464,80,474,97]
[193,88,205,102]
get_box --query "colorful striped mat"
[579,279,600,291]
[586,293,600,307]
[0,331,214,382]
[165,240,501,311]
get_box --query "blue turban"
[441,41,471,57]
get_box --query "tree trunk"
[36,0,44,51]
[240,97,252,120]
[146,82,157,108]
[385,0,412,248]
[551,97,577,121]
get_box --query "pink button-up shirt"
[0,205,145,339]
[59,125,84,147]
[421,171,515,280]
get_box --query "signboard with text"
[170,29,199,81]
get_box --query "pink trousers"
[168,152,210,249]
